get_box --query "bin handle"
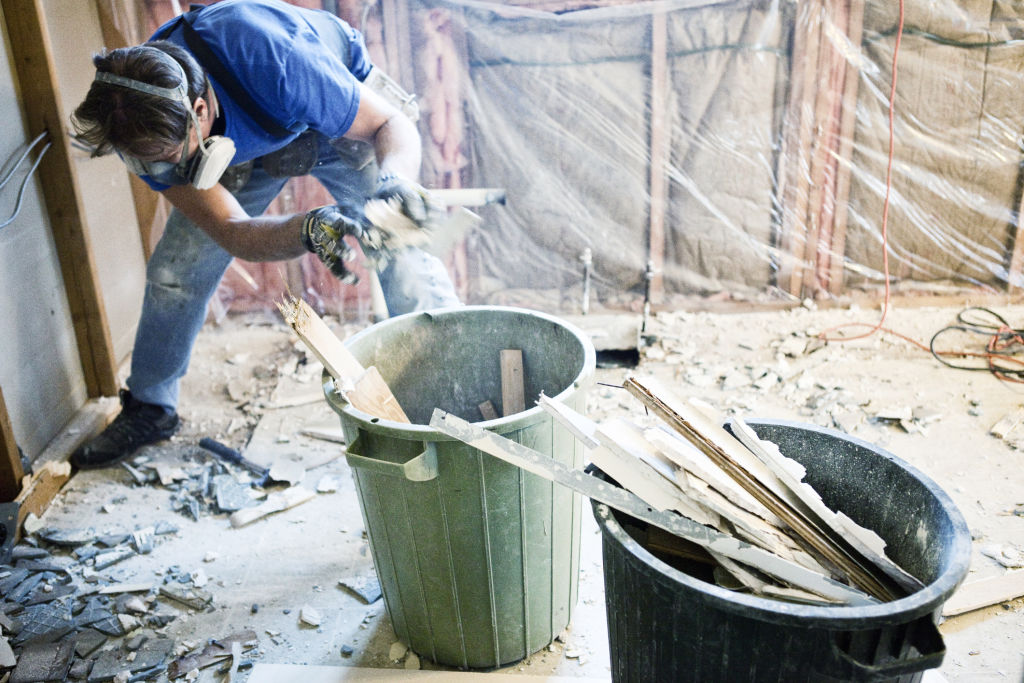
[829,615,944,680]
[345,433,438,482]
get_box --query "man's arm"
[160,82,421,264]
[344,82,422,181]
[162,184,306,262]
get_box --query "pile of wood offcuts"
[545,375,926,606]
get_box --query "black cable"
[0,131,52,231]
[929,306,1024,378]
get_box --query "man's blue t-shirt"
[144,0,373,190]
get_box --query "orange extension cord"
[816,0,1024,384]
[819,0,903,344]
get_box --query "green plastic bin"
[323,306,596,668]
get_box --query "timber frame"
[1,0,119,500]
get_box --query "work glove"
[301,202,366,283]
[372,173,444,234]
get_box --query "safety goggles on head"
[94,48,235,190]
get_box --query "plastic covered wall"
[104,0,1024,320]
[441,0,1024,310]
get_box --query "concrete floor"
[17,302,1024,681]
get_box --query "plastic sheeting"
[117,0,1024,319]
[427,0,1024,311]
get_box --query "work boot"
[70,390,180,470]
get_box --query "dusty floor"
[15,300,1024,681]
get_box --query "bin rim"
[323,305,597,439]
[592,418,972,629]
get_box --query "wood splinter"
[277,296,409,423]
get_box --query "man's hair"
[71,41,206,158]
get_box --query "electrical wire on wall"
[0,131,53,231]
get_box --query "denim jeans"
[127,135,461,411]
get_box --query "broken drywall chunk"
[299,606,321,627]
[338,574,382,604]
[0,635,15,667]
[981,543,1024,569]
[268,460,306,487]
[93,547,135,570]
[159,584,213,611]
[776,336,808,357]
[990,407,1024,439]
[37,527,97,547]
[229,486,315,528]
[316,475,343,493]
[213,475,254,513]
[131,527,155,554]
[872,405,912,422]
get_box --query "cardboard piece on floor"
[248,663,612,683]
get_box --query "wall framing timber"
[2,0,118,398]
[0,385,23,502]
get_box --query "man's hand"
[301,203,366,283]
[374,174,444,232]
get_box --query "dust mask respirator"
[95,48,235,190]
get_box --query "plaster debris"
[299,606,322,628]
[389,641,409,661]
[268,460,306,486]
[405,652,421,670]
[0,636,15,668]
[990,408,1024,439]
[981,544,1024,569]
[316,475,343,493]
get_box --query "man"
[69,0,459,469]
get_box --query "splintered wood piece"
[15,462,71,533]
[500,349,525,416]
[278,296,409,423]
[730,417,923,594]
[624,375,905,602]
[430,408,875,605]
[644,425,776,522]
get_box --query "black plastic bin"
[592,419,971,683]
